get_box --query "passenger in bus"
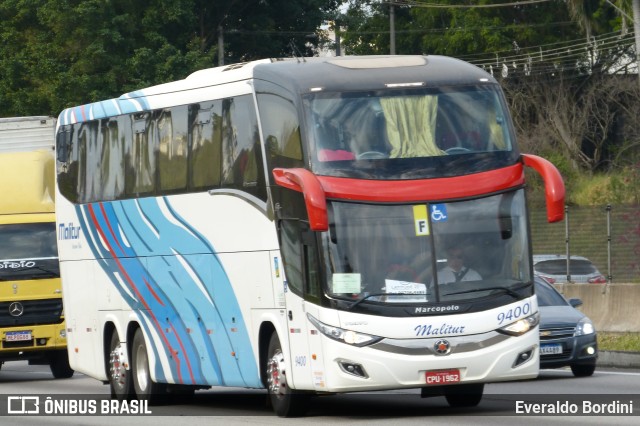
[436,244,482,284]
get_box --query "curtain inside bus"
[380,96,444,158]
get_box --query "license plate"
[425,369,461,385]
[540,343,562,355]
[5,331,32,342]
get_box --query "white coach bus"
[54,55,565,416]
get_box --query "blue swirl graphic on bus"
[58,91,150,125]
[76,198,260,388]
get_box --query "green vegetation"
[598,332,640,352]
[568,166,640,207]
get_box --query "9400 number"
[497,302,531,325]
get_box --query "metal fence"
[530,205,640,283]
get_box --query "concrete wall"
[553,283,640,333]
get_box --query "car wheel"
[49,350,74,379]
[570,364,595,377]
[444,383,484,407]
[265,333,310,417]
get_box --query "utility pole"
[390,4,396,55]
[218,25,224,66]
[607,0,640,85]
[335,20,342,56]
[633,0,640,85]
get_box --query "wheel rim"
[135,344,149,392]
[266,349,287,398]
[110,343,127,391]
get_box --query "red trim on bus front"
[273,164,526,231]
[272,168,328,231]
[316,164,525,203]
[522,154,565,223]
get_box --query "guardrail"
[554,283,640,333]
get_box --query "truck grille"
[0,299,63,327]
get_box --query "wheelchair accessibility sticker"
[430,204,448,222]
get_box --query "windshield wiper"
[443,285,524,299]
[348,292,429,310]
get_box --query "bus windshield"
[305,85,514,177]
[0,223,60,280]
[320,189,531,305]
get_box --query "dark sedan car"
[535,276,598,376]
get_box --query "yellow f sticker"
[413,205,429,236]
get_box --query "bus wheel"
[109,331,133,401]
[49,350,74,379]
[444,383,484,408]
[265,333,309,417]
[131,328,166,404]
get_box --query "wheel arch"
[258,321,277,387]
[103,321,117,380]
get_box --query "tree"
[0,0,339,116]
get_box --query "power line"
[385,0,553,8]
[467,30,637,77]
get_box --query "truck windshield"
[304,85,515,178]
[320,189,531,305]
[0,223,59,280]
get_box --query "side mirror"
[522,154,565,223]
[568,298,583,308]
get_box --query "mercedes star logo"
[9,302,24,317]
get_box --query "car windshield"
[320,189,531,305]
[535,259,598,275]
[0,222,60,280]
[535,278,569,307]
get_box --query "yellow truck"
[0,116,72,378]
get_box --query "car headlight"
[575,318,595,336]
[497,312,540,336]
[307,314,383,347]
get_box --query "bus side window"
[77,121,101,203]
[302,230,322,303]
[221,95,267,201]
[279,220,304,296]
[156,107,188,193]
[100,118,125,201]
[256,92,304,174]
[189,101,223,190]
[125,112,157,197]
[56,125,78,203]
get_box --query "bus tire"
[444,383,484,408]
[109,330,133,401]
[49,350,74,379]
[265,333,310,417]
[131,328,166,404]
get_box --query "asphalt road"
[0,361,638,425]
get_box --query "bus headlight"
[307,314,382,347]
[498,312,540,336]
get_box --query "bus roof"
[252,55,496,93]
[58,55,498,126]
